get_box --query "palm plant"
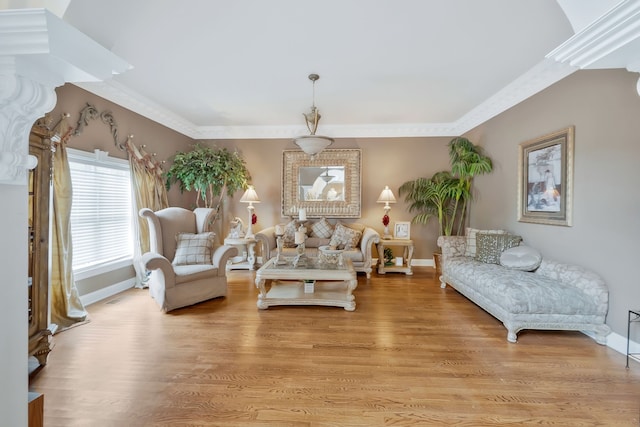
[447,137,493,235]
[399,137,492,237]
[165,144,251,225]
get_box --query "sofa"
[256,218,380,278]
[437,230,611,344]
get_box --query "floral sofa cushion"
[444,258,598,315]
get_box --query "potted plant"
[165,144,251,226]
[398,137,492,273]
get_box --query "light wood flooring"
[30,267,640,426]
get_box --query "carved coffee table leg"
[344,278,358,311]
[255,277,268,309]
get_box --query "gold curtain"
[126,140,169,288]
[50,120,88,330]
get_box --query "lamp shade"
[294,135,334,157]
[377,186,396,205]
[240,185,260,204]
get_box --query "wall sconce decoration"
[377,185,396,239]
[240,185,260,238]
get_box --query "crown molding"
[0,9,130,83]
[547,0,640,69]
[78,61,572,141]
[455,59,577,135]
[74,80,200,137]
[71,0,640,141]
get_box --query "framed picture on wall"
[517,126,574,226]
[394,221,411,239]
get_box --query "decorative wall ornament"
[72,103,165,178]
[74,103,128,151]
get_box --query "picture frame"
[394,221,411,239]
[517,126,574,226]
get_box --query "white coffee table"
[254,257,357,311]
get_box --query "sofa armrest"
[437,235,467,263]
[141,252,176,289]
[212,245,238,275]
[535,259,610,317]
[255,226,277,261]
[360,227,381,260]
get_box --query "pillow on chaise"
[500,245,543,271]
[172,232,215,266]
[464,227,507,258]
[474,232,522,264]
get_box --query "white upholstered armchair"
[139,207,237,312]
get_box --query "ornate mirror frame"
[282,149,361,218]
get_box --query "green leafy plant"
[383,247,394,266]
[399,137,492,237]
[165,144,251,224]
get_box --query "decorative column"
[0,62,59,184]
[0,9,130,426]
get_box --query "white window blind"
[67,148,133,273]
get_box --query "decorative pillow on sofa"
[329,223,362,250]
[464,227,507,258]
[311,217,334,239]
[474,233,522,264]
[500,245,543,271]
[172,232,215,266]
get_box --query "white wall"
[0,184,28,426]
[465,69,640,337]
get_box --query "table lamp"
[377,185,396,239]
[240,185,260,238]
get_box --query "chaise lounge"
[437,231,611,344]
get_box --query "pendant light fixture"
[294,73,334,159]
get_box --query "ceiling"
[17,0,639,139]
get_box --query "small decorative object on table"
[228,217,245,239]
[292,226,307,267]
[318,245,344,266]
[383,247,394,266]
[304,279,315,293]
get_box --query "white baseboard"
[80,278,136,306]
[602,330,639,363]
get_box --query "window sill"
[74,258,133,281]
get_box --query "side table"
[626,309,640,368]
[376,239,413,275]
[224,237,257,271]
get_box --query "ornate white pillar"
[0,9,129,426]
[0,59,59,184]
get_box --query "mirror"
[283,149,361,218]
[298,166,345,202]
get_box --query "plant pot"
[433,251,443,277]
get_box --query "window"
[67,148,133,277]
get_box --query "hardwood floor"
[30,268,640,426]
